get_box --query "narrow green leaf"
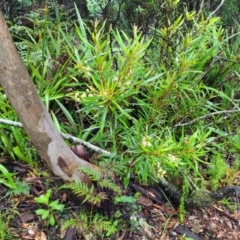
[55,100,77,132]
[13,146,30,163]
[0,164,16,189]
[49,214,55,226]
[51,112,61,132]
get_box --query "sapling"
[34,189,65,226]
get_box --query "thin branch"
[173,109,239,128]
[0,118,111,155]
[207,0,225,21]
[60,132,111,155]
[0,118,23,127]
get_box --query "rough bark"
[0,10,100,184]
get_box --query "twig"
[207,0,225,21]
[0,118,23,127]
[0,118,111,155]
[60,132,111,155]
[210,206,239,224]
[173,109,239,128]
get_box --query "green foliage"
[61,180,104,205]
[8,4,239,192]
[60,168,146,238]
[0,211,16,240]
[8,4,85,136]
[114,193,141,215]
[179,235,194,240]
[99,178,122,195]
[5,179,30,197]
[86,0,107,18]
[63,209,118,238]
[220,198,237,211]
[79,166,102,181]
[34,189,65,226]
[0,1,239,238]
[220,0,240,25]
[60,9,239,189]
[0,164,17,189]
[179,175,189,223]
[0,124,37,166]
[60,167,121,205]
[62,192,148,238]
[64,15,152,140]
[0,163,29,198]
[0,2,239,231]
[114,194,138,204]
[129,214,154,233]
[0,93,37,165]
[113,193,147,234]
[121,126,214,184]
[207,153,229,190]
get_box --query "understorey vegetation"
[0,0,239,239]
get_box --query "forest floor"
[1,159,240,240]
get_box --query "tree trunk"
[0,10,100,184]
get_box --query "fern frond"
[86,0,106,17]
[99,179,122,195]
[63,218,78,229]
[60,181,90,197]
[6,179,30,196]
[64,212,118,237]
[60,181,103,205]
[92,214,118,236]
[78,167,102,182]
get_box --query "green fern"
[78,167,122,194]
[78,167,101,182]
[6,179,30,196]
[207,153,228,190]
[92,214,118,236]
[60,181,102,205]
[63,218,78,229]
[99,178,122,195]
[63,210,118,238]
[86,0,107,17]
[61,181,90,196]
[61,167,122,205]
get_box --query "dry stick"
[173,109,239,128]
[60,132,111,155]
[74,101,84,130]
[0,118,111,155]
[207,0,225,21]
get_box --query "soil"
[1,160,240,240]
